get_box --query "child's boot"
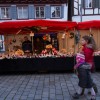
[72,93,80,99]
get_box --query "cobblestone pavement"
[0,72,100,100]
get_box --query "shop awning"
[77,20,100,30]
[0,20,77,34]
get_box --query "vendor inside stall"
[34,37,43,54]
[22,36,32,53]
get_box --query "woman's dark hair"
[82,35,96,50]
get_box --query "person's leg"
[92,82,98,93]
[80,88,85,95]
[73,87,83,99]
[90,72,98,93]
[88,87,96,100]
[77,87,83,94]
[88,69,98,94]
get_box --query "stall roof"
[1,20,100,34]
[77,20,100,30]
[0,20,77,34]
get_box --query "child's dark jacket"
[77,62,93,88]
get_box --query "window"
[35,6,45,18]
[17,6,28,19]
[85,0,93,8]
[0,7,10,19]
[0,35,5,51]
[51,6,61,18]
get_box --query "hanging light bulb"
[89,28,92,33]
[62,33,65,39]
[30,31,34,37]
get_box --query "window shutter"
[45,5,50,19]
[11,5,17,19]
[61,5,64,18]
[29,5,34,19]
[9,7,12,19]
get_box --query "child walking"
[81,35,98,94]
[73,53,96,100]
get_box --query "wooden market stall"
[0,20,100,72]
[0,20,77,72]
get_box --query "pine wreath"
[69,32,74,39]
[22,26,40,33]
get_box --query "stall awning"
[0,20,77,34]
[77,20,100,30]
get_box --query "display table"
[0,56,99,72]
[94,56,100,70]
[0,57,74,72]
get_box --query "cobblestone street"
[0,72,100,100]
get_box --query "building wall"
[4,35,31,52]
[72,15,100,22]
[58,29,100,53]
[0,4,68,21]
[72,0,100,22]
[4,28,100,54]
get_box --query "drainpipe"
[79,0,82,22]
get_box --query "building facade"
[71,0,100,22]
[0,0,68,21]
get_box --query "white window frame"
[17,6,28,19]
[85,0,93,8]
[0,7,10,19]
[51,6,61,18]
[35,6,45,18]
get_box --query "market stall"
[0,20,77,72]
[0,20,100,72]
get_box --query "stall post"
[74,28,76,54]
[66,32,69,52]
[62,33,65,49]
[30,31,34,53]
[97,29,99,49]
